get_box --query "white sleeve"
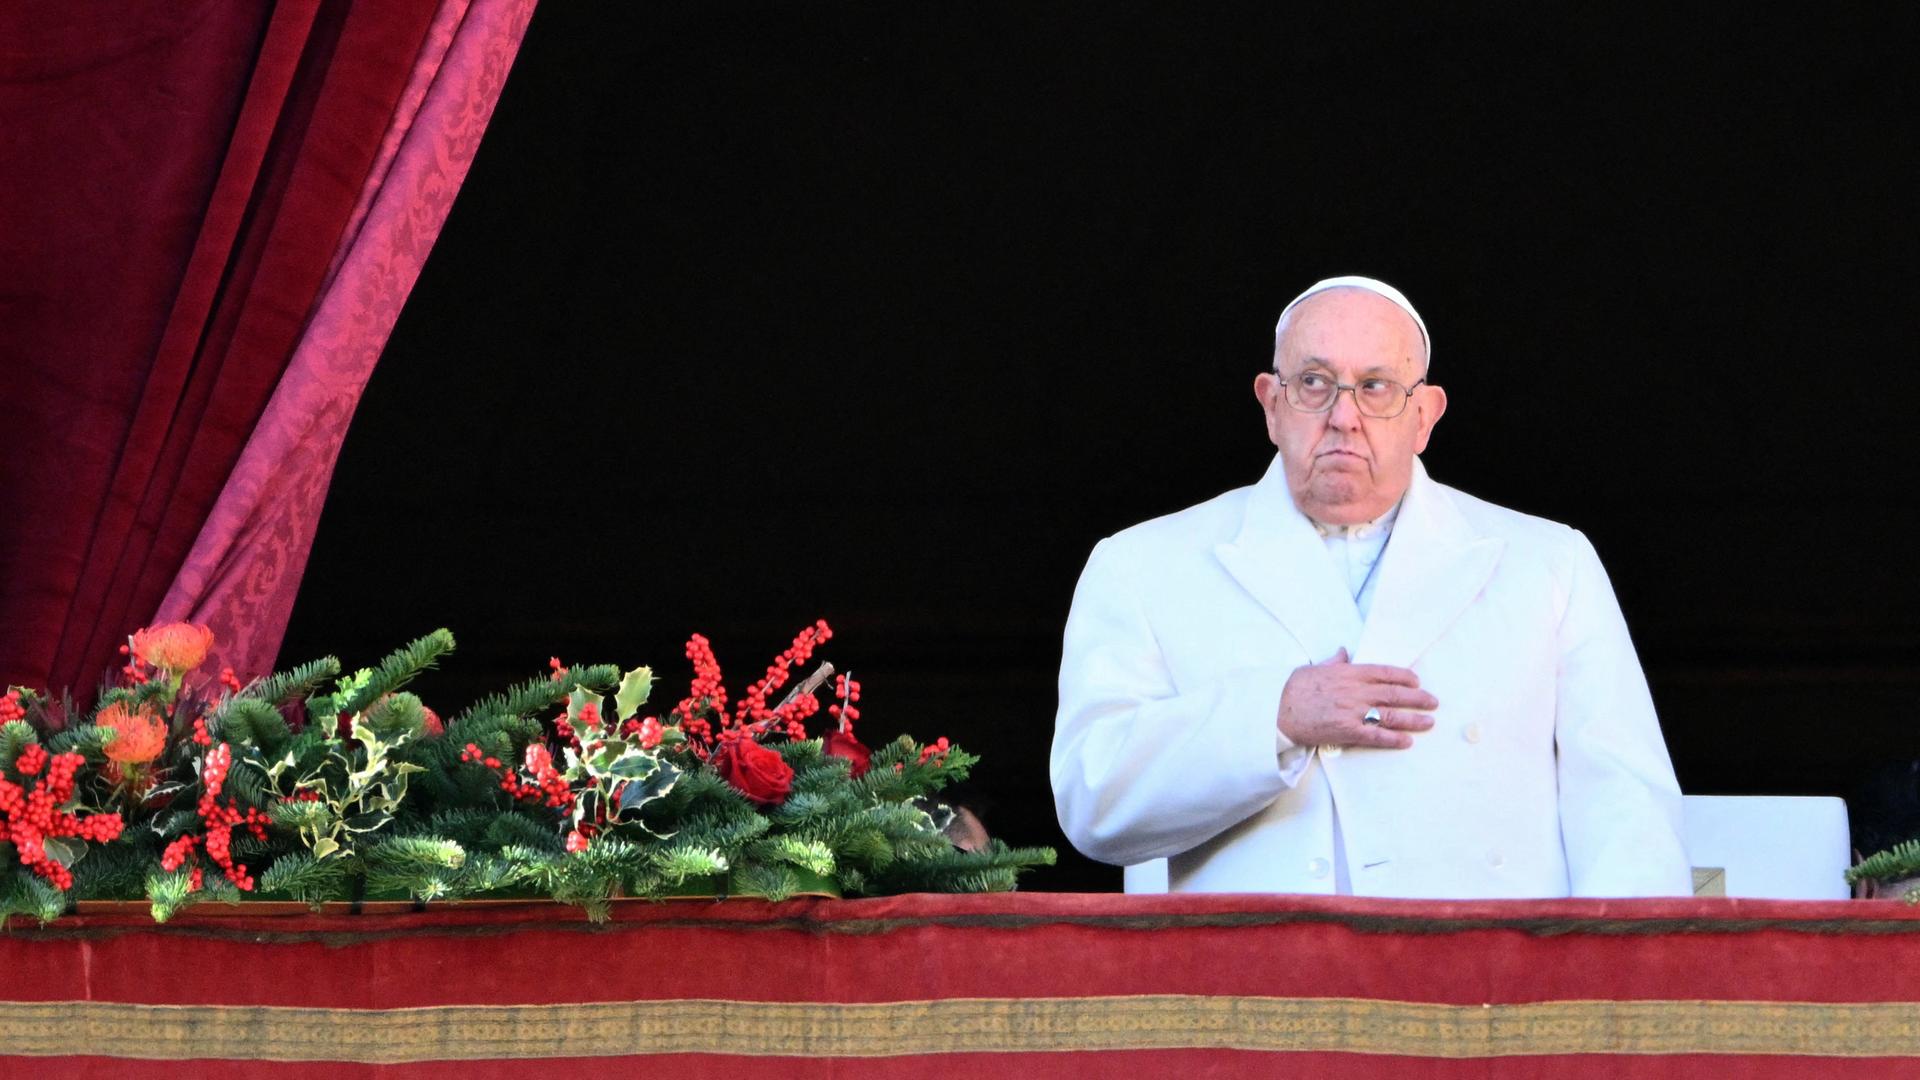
[1554,530,1694,897]
[1051,537,1311,867]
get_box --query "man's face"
[1253,288,1447,526]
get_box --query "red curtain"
[0,1,514,696]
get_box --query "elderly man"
[1051,276,1691,898]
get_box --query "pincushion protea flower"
[96,701,167,765]
[130,622,215,675]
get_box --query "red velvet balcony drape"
[5,893,1920,1076]
[0,1,530,696]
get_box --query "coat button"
[1308,857,1331,879]
[1462,722,1482,744]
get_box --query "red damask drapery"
[0,1,536,696]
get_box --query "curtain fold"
[156,0,540,680]
[1,0,532,695]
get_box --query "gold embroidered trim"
[2,996,1916,1062]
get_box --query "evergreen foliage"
[448,663,620,732]
[0,873,67,926]
[215,698,293,756]
[144,871,196,924]
[69,839,152,900]
[1849,838,1920,891]
[244,656,343,709]
[47,723,114,760]
[308,629,455,720]
[0,721,37,777]
[363,691,428,741]
[4,626,1055,922]
[260,852,348,907]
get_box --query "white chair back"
[1682,794,1851,900]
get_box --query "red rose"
[713,738,794,805]
[822,730,872,778]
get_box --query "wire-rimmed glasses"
[1277,371,1424,419]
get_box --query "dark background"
[280,6,1920,889]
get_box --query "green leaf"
[616,757,680,816]
[568,687,604,727]
[41,836,85,869]
[604,750,659,782]
[344,811,394,834]
[313,836,340,860]
[614,666,653,721]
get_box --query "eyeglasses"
[1276,371,1425,419]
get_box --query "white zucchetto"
[1274,275,1431,371]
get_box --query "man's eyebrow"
[1292,356,1406,377]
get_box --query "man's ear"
[1412,383,1447,454]
[1254,372,1282,443]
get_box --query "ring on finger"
[1362,707,1382,726]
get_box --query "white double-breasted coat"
[1051,453,1691,897]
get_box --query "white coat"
[1051,453,1692,898]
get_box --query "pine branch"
[259,853,347,907]
[144,871,196,923]
[245,657,343,709]
[448,663,621,732]
[421,809,497,848]
[216,698,293,756]
[70,840,152,900]
[327,629,457,718]
[363,692,428,741]
[733,864,800,903]
[366,836,465,876]
[0,872,68,926]
[220,757,270,810]
[862,841,1056,896]
[748,836,835,876]
[485,811,564,853]
[650,845,728,885]
[1849,838,1920,885]
[0,721,38,776]
[47,724,113,760]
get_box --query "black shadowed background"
[279,6,1920,890]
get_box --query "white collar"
[1310,499,1402,540]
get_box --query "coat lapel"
[1352,459,1505,669]
[1212,453,1363,661]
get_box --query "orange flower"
[130,622,215,674]
[96,701,168,764]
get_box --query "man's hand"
[1277,648,1437,750]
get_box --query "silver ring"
[1362,707,1382,726]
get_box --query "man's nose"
[1326,387,1364,429]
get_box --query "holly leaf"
[614,666,653,721]
[143,781,190,804]
[604,749,659,782]
[614,758,681,821]
[568,687,604,728]
[344,811,393,834]
[41,836,85,869]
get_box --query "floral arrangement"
[0,621,1052,923]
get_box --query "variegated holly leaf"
[41,836,85,869]
[603,749,658,783]
[568,687,604,727]
[614,757,681,822]
[344,811,393,834]
[614,666,653,721]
